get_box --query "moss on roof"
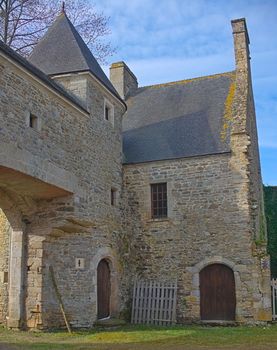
[138,71,235,90]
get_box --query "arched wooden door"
[200,264,236,321]
[97,259,111,319]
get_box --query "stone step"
[94,318,127,328]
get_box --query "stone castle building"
[0,12,272,329]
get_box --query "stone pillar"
[0,210,10,324]
[231,18,272,322]
[110,61,138,100]
[7,227,25,328]
[231,18,251,134]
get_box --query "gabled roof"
[0,39,88,114]
[29,12,119,99]
[123,72,235,164]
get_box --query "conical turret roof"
[29,12,119,97]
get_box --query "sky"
[95,0,277,185]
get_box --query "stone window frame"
[103,98,114,126]
[151,182,167,219]
[146,179,173,221]
[25,111,42,132]
[75,258,85,270]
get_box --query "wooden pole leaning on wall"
[49,265,72,333]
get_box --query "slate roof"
[29,12,120,99]
[0,40,88,114]
[123,72,235,164]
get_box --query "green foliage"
[264,186,277,277]
[259,213,266,242]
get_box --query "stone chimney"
[231,18,251,76]
[110,61,138,100]
[231,18,253,135]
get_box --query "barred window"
[151,183,167,218]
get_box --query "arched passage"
[97,259,111,319]
[200,263,236,321]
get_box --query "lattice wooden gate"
[131,280,177,325]
[272,278,277,320]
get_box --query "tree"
[264,186,277,277]
[0,0,115,63]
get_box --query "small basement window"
[29,113,39,129]
[104,99,114,125]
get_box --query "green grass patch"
[0,324,277,350]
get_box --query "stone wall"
[0,51,126,328]
[0,17,271,328]
[120,19,271,324]
[122,151,271,323]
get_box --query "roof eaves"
[0,40,89,115]
[123,151,231,166]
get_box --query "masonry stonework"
[0,45,126,328]
[0,14,272,329]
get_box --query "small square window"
[151,183,167,219]
[29,113,38,129]
[111,188,117,206]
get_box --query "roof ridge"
[64,14,93,69]
[138,71,235,90]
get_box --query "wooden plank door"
[200,264,236,321]
[97,259,111,319]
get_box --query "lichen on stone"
[221,74,236,141]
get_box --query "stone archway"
[91,247,119,320]
[97,259,111,319]
[200,263,236,321]
[188,256,242,322]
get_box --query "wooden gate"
[131,280,177,325]
[200,264,236,321]
[97,259,111,319]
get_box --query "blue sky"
[96,0,277,185]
